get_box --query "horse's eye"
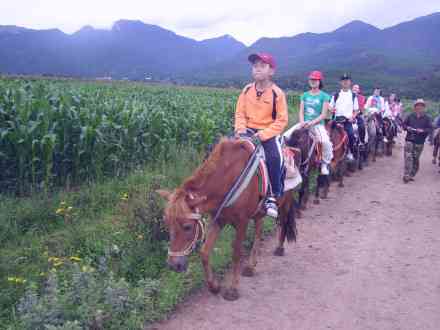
[182,223,193,232]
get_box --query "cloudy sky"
[1,0,439,45]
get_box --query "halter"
[167,197,207,258]
[167,212,206,257]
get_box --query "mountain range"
[1,13,440,98]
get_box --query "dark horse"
[383,117,397,156]
[326,120,349,187]
[284,128,329,211]
[432,128,440,167]
[366,112,383,162]
[157,137,297,301]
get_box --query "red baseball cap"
[248,53,276,69]
[308,70,324,80]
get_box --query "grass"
[0,145,275,329]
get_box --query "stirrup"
[264,197,278,218]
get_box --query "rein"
[333,131,348,152]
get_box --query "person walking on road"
[402,99,432,183]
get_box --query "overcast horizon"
[1,1,440,45]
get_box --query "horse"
[326,120,349,187]
[383,117,397,156]
[284,127,328,211]
[432,128,440,166]
[366,112,382,162]
[157,137,297,301]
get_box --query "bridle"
[167,196,207,258]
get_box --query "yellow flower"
[55,208,64,215]
[120,192,129,201]
[53,260,64,267]
[39,272,46,276]
[81,265,95,273]
[137,234,144,240]
[7,277,26,284]
[70,256,81,262]
[48,256,61,263]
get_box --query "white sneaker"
[264,197,278,218]
[347,153,354,161]
[321,163,330,175]
[384,137,389,143]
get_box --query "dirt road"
[152,138,440,330]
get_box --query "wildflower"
[53,260,64,267]
[7,277,26,284]
[121,192,129,201]
[137,234,144,240]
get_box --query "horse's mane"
[182,137,232,190]
[165,138,239,222]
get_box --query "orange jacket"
[234,83,288,141]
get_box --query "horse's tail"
[284,194,297,243]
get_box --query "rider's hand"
[416,128,424,133]
[235,130,246,138]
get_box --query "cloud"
[0,0,439,45]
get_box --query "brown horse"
[157,137,296,301]
[326,120,349,187]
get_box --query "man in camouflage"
[402,99,433,183]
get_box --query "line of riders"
[236,53,402,218]
[157,52,430,301]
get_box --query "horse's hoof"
[313,199,320,205]
[208,280,220,295]
[222,288,239,301]
[242,266,256,277]
[274,247,285,256]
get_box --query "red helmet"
[308,70,323,80]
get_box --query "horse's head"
[286,128,309,148]
[157,189,206,272]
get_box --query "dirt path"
[151,138,440,330]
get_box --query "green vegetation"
[0,79,300,329]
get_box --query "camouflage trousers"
[404,141,424,178]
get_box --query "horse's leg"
[200,223,222,294]
[338,164,344,187]
[321,175,330,199]
[302,174,310,209]
[314,174,321,204]
[222,222,247,301]
[243,217,263,276]
[433,142,438,164]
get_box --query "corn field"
[0,79,299,195]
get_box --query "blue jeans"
[336,116,355,154]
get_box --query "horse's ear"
[156,189,172,201]
[186,193,207,209]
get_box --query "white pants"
[311,124,333,164]
[284,123,333,164]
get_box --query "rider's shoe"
[321,163,330,175]
[264,196,278,218]
[347,152,354,161]
[384,137,389,143]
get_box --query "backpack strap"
[272,89,278,120]
[243,84,277,120]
